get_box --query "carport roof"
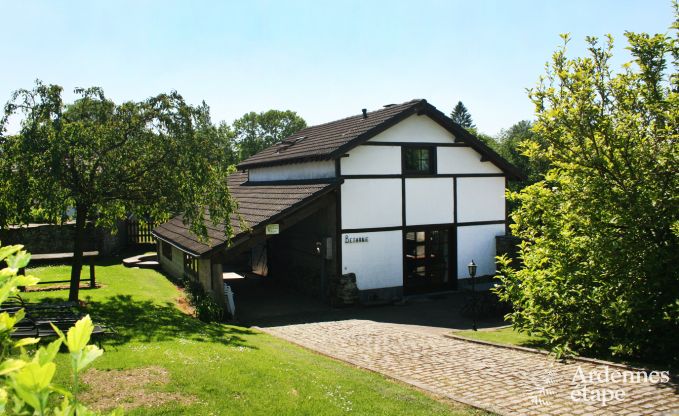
[152,172,340,257]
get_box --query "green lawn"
[22,260,488,415]
[452,327,547,350]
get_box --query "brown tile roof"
[236,98,524,180]
[152,172,339,257]
[237,99,426,169]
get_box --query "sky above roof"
[0,0,673,136]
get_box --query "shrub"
[494,14,679,365]
[0,243,121,415]
[178,274,224,323]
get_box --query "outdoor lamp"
[467,260,477,278]
[468,260,477,331]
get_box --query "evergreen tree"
[450,101,475,129]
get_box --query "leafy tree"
[0,82,237,301]
[495,12,679,364]
[450,101,475,129]
[495,120,550,190]
[232,110,306,161]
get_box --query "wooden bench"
[19,251,99,289]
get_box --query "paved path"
[259,320,679,416]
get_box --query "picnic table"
[18,251,99,289]
[2,297,115,347]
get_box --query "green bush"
[494,19,679,366]
[177,274,224,323]
[0,243,121,415]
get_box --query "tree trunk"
[68,205,87,302]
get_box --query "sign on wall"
[265,224,280,235]
[345,235,369,243]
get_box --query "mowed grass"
[452,327,547,350]
[22,260,489,416]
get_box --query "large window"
[403,146,435,174]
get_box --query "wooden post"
[89,256,96,288]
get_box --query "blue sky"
[0,1,673,136]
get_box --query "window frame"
[402,145,436,175]
[183,253,198,280]
[161,241,172,260]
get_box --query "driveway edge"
[444,333,660,373]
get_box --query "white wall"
[248,160,335,182]
[158,244,185,280]
[341,179,401,229]
[369,114,455,143]
[437,147,503,174]
[457,223,505,278]
[342,230,403,290]
[405,178,454,225]
[456,177,506,223]
[341,145,401,175]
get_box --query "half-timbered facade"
[153,99,522,305]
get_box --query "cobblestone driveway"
[259,320,679,416]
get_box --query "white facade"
[456,177,506,223]
[405,178,455,225]
[337,114,508,293]
[341,145,401,175]
[369,114,455,143]
[249,160,335,182]
[341,230,403,290]
[341,179,401,229]
[437,147,503,174]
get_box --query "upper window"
[403,146,436,175]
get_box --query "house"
[152,99,523,306]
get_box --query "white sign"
[265,224,280,235]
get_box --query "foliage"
[0,82,237,301]
[495,12,679,365]
[232,110,307,161]
[495,120,550,190]
[177,275,224,323]
[0,243,119,415]
[450,101,475,130]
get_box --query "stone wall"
[1,221,127,256]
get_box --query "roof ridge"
[289,98,424,134]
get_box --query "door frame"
[402,224,457,294]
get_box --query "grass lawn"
[452,327,547,350]
[22,259,489,416]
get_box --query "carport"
[152,172,342,315]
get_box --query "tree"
[450,101,475,129]
[495,120,550,191]
[232,110,306,161]
[495,12,678,364]
[0,82,237,301]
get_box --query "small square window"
[162,241,172,260]
[403,146,435,174]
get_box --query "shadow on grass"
[27,294,257,349]
[87,295,257,348]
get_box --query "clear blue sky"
[0,0,673,136]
